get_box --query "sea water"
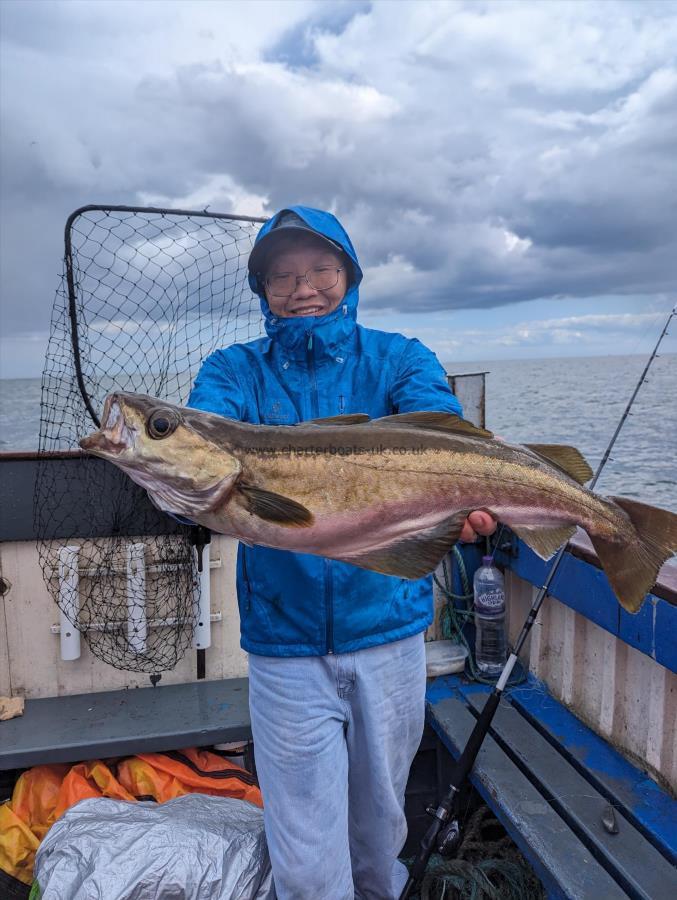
[448,354,677,511]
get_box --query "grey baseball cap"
[248,210,345,277]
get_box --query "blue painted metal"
[494,538,677,674]
[429,674,677,867]
[509,679,677,864]
[427,684,629,899]
[462,690,677,897]
[424,673,460,706]
[428,712,577,900]
[654,599,677,670]
[618,597,656,657]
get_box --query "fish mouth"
[79,432,127,456]
[79,396,135,457]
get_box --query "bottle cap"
[482,555,494,565]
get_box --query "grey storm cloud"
[1,0,677,341]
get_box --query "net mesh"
[35,206,265,673]
[414,802,546,899]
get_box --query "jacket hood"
[248,206,363,357]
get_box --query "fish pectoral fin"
[305,413,371,425]
[370,412,493,439]
[237,483,314,527]
[524,444,593,484]
[510,525,577,560]
[336,512,470,579]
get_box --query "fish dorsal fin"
[510,525,577,560]
[371,412,493,438]
[335,512,470,579]
[305,414,371,426]
[524,444,593,484]
[237,484,314,527]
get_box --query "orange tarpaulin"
[0,749,261,886]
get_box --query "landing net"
[35,205,265,672]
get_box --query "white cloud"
[502,229,532,254]
[2,0,677,374]
[139,173,269,219]
[529,312,666,331]
[381,309,674,362]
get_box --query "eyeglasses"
[265,266,344,298]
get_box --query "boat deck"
[4,671,676,899]
[428,674,677,900]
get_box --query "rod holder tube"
[58,545,81,661]
[126,542,147,653]
[193,542,211,650]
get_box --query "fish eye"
[147,408,179,440]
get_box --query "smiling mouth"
[291,305,324,315]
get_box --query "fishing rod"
[400,303,676,899]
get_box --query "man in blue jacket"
[189,207,495,899]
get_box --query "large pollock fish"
[80,393,677,614]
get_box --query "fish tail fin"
[589,497,677,614]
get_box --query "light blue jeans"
[248,633,426,900]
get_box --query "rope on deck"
[406,804,546,900]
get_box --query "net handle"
[63,204,269,428]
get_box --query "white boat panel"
[506,570,676,792]
[125,542,147,655]
[0,534,248,699]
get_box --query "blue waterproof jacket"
[188,206,462,657]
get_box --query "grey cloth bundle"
[34,794,274,899]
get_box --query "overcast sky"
[1,0,676,378]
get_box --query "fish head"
[79,392,241,517]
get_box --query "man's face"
[263,236,348,318]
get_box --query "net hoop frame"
[63,204,268,429]
[34,203,268,673]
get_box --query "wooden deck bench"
[0,678,251,770]
[426,674,677,900]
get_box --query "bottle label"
[476,589,504,611]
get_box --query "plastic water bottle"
[473,556,507,675]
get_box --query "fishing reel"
[437,818,462,855]
[425,805,462,856]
